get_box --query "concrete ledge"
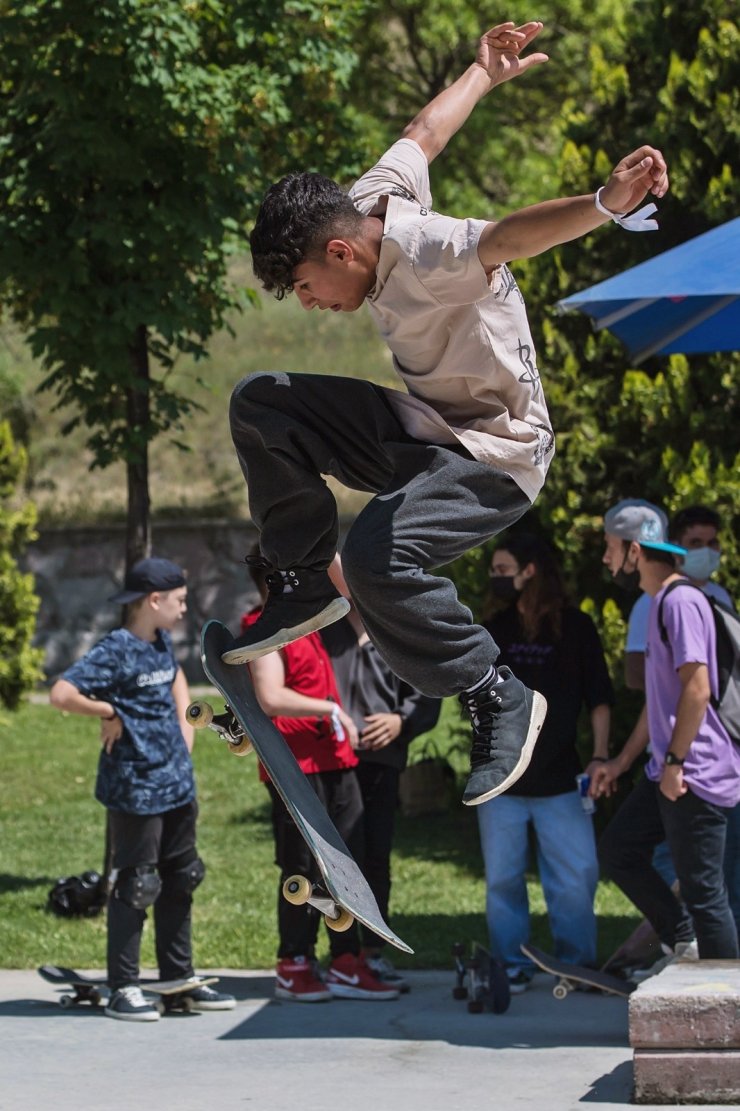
[633,1049,740,1105]
[630,960,740,1049]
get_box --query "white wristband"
[594,186,658,232]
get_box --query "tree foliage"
[0,421,43,709]
[350,0,629,212]
[0,0,367,560]
[523,0,740,606]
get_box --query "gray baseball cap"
[604,499,687,556]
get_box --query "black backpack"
[657,579,740,746]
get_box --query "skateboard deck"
[194,620,412,954]
[452,942,511,1014]
[520,944,634,1000]
[38,965,218,1009]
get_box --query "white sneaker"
[632,938,698,982]
[105,984,160,1022]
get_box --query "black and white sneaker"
[459,666,547,806]
[221,564,349,664]
[105,984,160,1022]
[364,954,410,994]
[169,984,237,1012]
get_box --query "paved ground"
[1,966,732,1111]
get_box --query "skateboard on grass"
[189,619,412,955]
[452,942,511,1014]
[38,965,218,1013]
[520,943,635,1000]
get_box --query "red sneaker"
[275,957,332,1003]
[326,953,400,1000]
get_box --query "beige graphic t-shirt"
[348,138,554,503]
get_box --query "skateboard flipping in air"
[188,620,412,955]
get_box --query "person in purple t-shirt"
[594,500,740,961]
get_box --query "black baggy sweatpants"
[229,372,532,698]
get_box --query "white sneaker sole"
[221,598,350,664]
[326,984,400,1001]
[104,1008,160,1022]
[274,987,332,1003]
[463,691,548,807]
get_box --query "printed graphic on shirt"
[532,423,555,466]
[498,266,525,305]
[517,338,542,401]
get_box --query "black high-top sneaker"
[458,667,547,806]
[221,564,349,664]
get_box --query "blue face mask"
[681,546,721,582]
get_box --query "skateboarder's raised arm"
[249,652,359,749]
[476,146,669,269]
[402,21,548,164]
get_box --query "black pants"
[267,769,364,960]
[229,372,532,697]
[356,762,401,950]
[599,776,738,958]
[107,802,198,990]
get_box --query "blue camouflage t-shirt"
[62,628,196,815]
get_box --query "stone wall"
[25,520,264,685]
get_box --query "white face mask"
[681,546,721,581]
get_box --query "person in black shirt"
[477,534,614,991]
[322,556,441,991]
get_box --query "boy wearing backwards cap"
[595,502,740,960]
[50,558,236,1021]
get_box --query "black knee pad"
[160,853,206,898]
[113,866,162,910]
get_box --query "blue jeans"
[477,791,598,972]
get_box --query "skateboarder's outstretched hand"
[600,145,669,212]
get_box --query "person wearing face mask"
[477,533,613,991]
[617,503,739,951]
[625,505,734,695]
[596,502,740,963]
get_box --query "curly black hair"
[249,173,364,299]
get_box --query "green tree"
[350,0,628,212]
[524,0,739,605]
[0,421,43,709]
[0,0,366,566]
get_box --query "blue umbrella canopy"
[557,217,740,363]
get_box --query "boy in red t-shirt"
[243,555,399,1002]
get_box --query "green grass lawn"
[0,702,641,971]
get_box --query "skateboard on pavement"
[452,942,511,1014]
[189,619,412,955]
[520,944,635,1000]
[38,965,219,1012]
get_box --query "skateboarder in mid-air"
[223,19,670,806]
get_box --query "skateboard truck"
[451,942,511,1014]
[282,875,354,933]
[186,699,253,756]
